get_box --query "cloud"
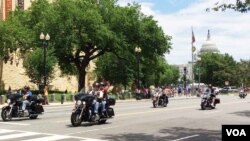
[118,0,250,64]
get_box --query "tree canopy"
[23,48,57,87]
[209,0,250,13]
[194,53,238,87]
[0,0,172,91]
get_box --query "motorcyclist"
[239,87,246,97]
[161,86,168,106]
[21,86,32,114]
[208,84,216,107]
[91,83,100,116]
[99,82,109,114]
[154,87,162,104]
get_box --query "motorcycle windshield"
[7,94,22,100]
[74,93,94,101]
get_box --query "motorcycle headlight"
[7,99,11,104]
[76,100,82,106]
[202,95,207,98]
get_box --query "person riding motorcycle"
[21,86,32,114]
[207,84,216,108]
[162,86,169,105]
[99,82,109,114]
[90,82,106,120]
[90,83,100,116]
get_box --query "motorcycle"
[201,93,220,110]
[71,93,115,127]
[1,93,44,121]
[152,93,168,108]
[239,91,247,99]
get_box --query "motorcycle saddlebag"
[215,98,220,104]
[107,107,115,116]
[108,98,116,106]
[35,105,44,113]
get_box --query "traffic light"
[184,67,187,74]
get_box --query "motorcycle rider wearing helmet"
[21,86,33,113]
[208,84,216,107]
[91,82,100,116]
[99,82,109,114]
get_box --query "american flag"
[192,30,195,43]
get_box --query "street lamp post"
[135,47,142,90]
[183,66,187,94]
[40,32,50,88]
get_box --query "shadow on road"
[66,122,112,128]
[102,127,220,141]
[230,110,250,118]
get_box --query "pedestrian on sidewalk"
[43,86,49,105]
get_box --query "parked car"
[220,86,238,93]
[213,87,221,94]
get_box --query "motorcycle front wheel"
[201,102,206,110]
[29,115,38,119]
[153,101,157,108]
[1,108,12,121]
[71,112,82,127]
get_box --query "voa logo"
[226,129,246,136]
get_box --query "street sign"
[225,81,229,86]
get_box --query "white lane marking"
[116,106,198,117]
[171,134,199,141]
[0,129,14,134]
[56,100,244,123]
[203,111,220,115]
[66,126,119,136]
[0,132,39,140]
[80,138,109,141]
[22,135,70,141]
[0,122,30,126]
[116,100,250,117]
[0,129,108,141]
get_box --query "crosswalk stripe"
[0,129,14,134]
[0,132,39,140]
[80,139,109,141]
[0,129,108,141]
[22,135,71,141]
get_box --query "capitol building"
[199,30,220,54]
[178,30,220,83]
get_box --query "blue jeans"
[101,101,106,112]
[93,101,99,114]
[22,100,30,111]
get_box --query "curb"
[0,96,199,108]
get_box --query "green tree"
[195,53,238,87]
[23,48,57,87]
[1,0,171,91]
[45,0,171,91]
[160,64,180,86]
[95,53,134,88]
[0,8,34,60]
[237,60,250,87]
[209,0,250,13]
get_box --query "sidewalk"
[0,95,198,108]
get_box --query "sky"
[117,0,250,65]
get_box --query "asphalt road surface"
[0,95,250,141]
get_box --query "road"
[0,95,250,141]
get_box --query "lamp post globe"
[40,32,50,88]
[135,47,141,90]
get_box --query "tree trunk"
[77,68,87,92]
